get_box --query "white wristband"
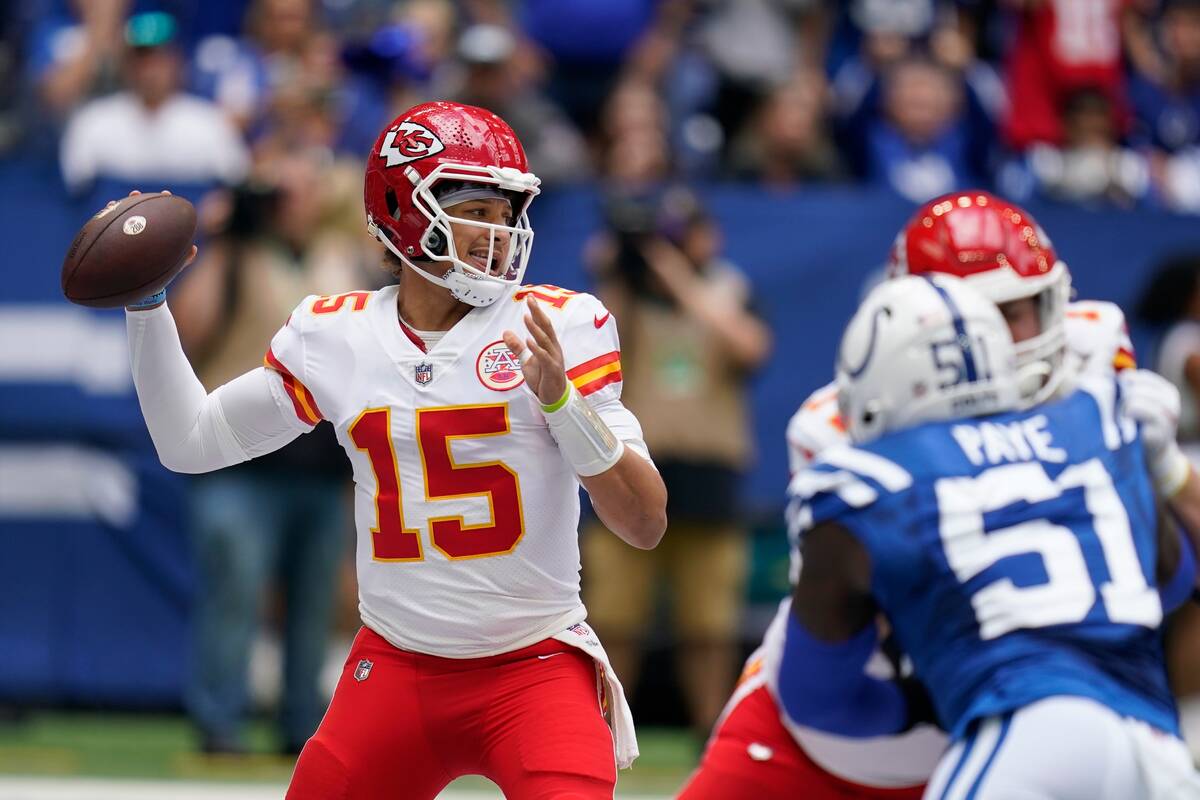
[1152,442,1192,499]
[542,383,625,477]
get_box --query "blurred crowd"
[3,0,1200,212]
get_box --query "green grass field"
[0,712,697,798]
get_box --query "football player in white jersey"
[679,189,1200,799]
[121,101,666,799]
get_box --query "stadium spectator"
[688,0,824,159]
[828,0,937,109]
[827,0,1001,125]
[600,78,671,144]
[1128,0,1200,212]
[595,78,675,185]
[517,0,659,133]
[441,23,590,185]
[727,69,844,187]
[337,23,434,157]
[1001,87,1150,206]
[1129,0,1200,151]
[399,0,459,68]
[865,56,978,202]
[167,148,363,755]
[1001,0,1131,150]
[30,0,129,121]
[192,0,319,135]
[583,188,771,739]
[58,11,248,195]
[829,1,1001,193]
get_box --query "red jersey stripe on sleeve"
[566,350,620,380]
[1113,347,1136,372]
[567,350,622,396]
[574,369,622,397]
[263,348,294,379]
[263,348,323,425]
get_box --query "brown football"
[61,192,197,308]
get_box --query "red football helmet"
[364,101,541,307]
[888,190,1071,404]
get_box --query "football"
[61,192,197,308]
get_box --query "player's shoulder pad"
[288,290,378,329]
[264,295,318,373]
[546,287,610,332]
[787,443,913,531]
[511,283,594,313]
[1065,299,1128,330]
[786,382,846,471]
[1066,299,1137,371]
[521,286,624,401]
[264,295,329,426]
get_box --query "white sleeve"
[126,303,308,473]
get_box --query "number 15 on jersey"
[349,404,526,562]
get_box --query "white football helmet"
[836,274,1021,444]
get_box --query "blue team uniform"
[789,376,1178,741]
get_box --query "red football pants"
[678,684,926,800]
[287,626,616,800]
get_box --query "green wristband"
[541,384,571,413]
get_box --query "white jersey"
[1062,299,1137,378]
[264,283,647,658]
[769,298,1137,787]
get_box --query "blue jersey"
[790,376,1177,740]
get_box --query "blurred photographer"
[582,187,771,738]
[168,149,365,755]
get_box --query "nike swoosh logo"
[594,313,611,328]
[537,652,567,660]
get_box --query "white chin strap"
[370,221,509,308]
[440,268,509,307]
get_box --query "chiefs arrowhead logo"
[379,121,445,167]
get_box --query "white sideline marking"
[0,777,668,799]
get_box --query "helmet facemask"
[370,162,540,307]
[961,262,1071,407]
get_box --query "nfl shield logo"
[354,659,373,682]
[414,362,433,385]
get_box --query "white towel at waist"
[552,621,639,769]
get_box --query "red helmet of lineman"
[888,190,1071,403]
[364,101,541,307]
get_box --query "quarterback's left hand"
[503,297,568,407]
[1120,368,1190,496]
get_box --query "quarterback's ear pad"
[423,228,447,256]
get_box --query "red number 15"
[348,404,525,561]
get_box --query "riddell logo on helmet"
[378,121,445,167]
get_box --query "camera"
[602,191,661,290]
[226,181,282,240]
